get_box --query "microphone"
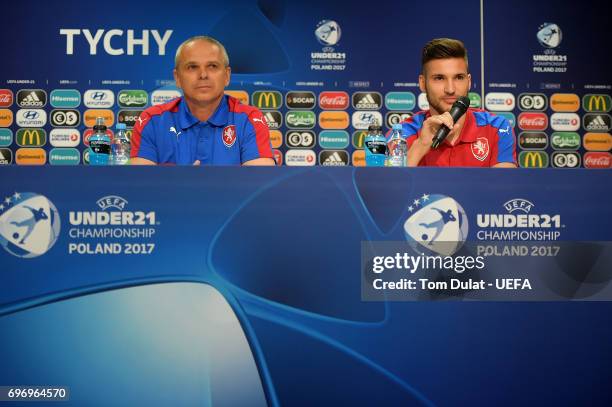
[431,96,471,149]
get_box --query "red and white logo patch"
[222,125,237,148]
[471,137,490,161]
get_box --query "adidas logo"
[0,149,10,164]
[356,94,380,109]
[322,152,347,166]
[586,116,609,131]
[20,91,44,107]
[264,112,280,128]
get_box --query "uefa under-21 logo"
[537,23,562,48]
[0,192,61,258]
[403,194,468,256]
[315,20,341,46]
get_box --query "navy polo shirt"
[131,95,273,165]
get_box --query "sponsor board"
[485,92,515,111]
[84,89,114,108]
[49,148,81,165]
[319,111,349,129]
[319,150,349,166]
[16,128,46,147]
[551,151,580,168]
[50,109,80,127]
[550,93,580,112]
[0,148,13,164]
[0,129,12,146]
[550,113,580,131]
[224,90,249,105]
[0,89,14,107]
[583,114,611,132]
[518,93,547,111]
[285,149,316,166]
[118,90,148,108]
[384,92,415,110]
[518,151,548,168]
[418,93,429,110]
[50,128,81,147]
[16,89,47,108]
[319,91,349,110]
[285,91,316,109]
[518,112,548,131]
[582,133,612,151]
[269,130,282,149]
[151,89,181,105]
[319,130,349,149]
[285,131,316,148]
[0,109,14,127]
[583,152,612,168]
[118,110,144,128]
[286,111,316,129]
[550,132,580,150]
[468,92,481,108]
[252,91,282,109]
[15,147,46,165]
[16,109,47,127]
[262,111,282,130]
[352,111,383,130]
[50,89,81,108]
[385,112,412,128]
[352,92,382,110]
[84,109,114,127]
[582,94,611,113]
[352,130,367,149]
[352,150,365,166]
[518,132,548,150]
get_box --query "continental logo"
[550,93,580,112]
[319,111,349,129]
[84,109,115,127]
[269,130,282,149]
[0,109,13,127]
[16,147,46,165]
[0,89,13,107]
[583,133,612,151]
[352,150,365,166]
[352,130,367,149]
[252,91,282,109]
[16,128,47,147]
[582,94,611,113]
[225,90,249,105]
[519,151,549,168]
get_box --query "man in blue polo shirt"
[130,36,275,165]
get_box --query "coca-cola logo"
[518,112,548,130]
[319,91,349,110]
[584,152,612,169]
[0,90,14,107]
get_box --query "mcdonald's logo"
[583,94,611,113]
[352,130,367,149]
[269,130,282,149]
[225,90,249,105]
[519,151,549,168]
[17,128,46,147]
[252,91,282,109]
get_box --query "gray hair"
[174,36,230,68]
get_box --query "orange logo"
[269,130,282,148]
[352,150,365,166]
[0,109,13,127]
[16,148,46,165]
[583,133,612,151]
[225,90,249,105]
[550,93,580,112]
[84,109,115,127]
[319,111,349,129]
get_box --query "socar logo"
[403,194,468,256]
[315,20,341,46]
[537,23,562,48]
[0,192,61,258]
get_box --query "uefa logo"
[403,194,468,256]
[315,20,341,46]
[537,23,562,48]
[0,192,61,258]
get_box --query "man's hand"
[407,112,455,166]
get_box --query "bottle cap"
[116,123,127,130]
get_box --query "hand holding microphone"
[430,96,471,148]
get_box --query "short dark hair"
[421,38,468,72]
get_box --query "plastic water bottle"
[89,117,110,165]
[386,123,407,167]
[110,123,130,165]
[364,119,387,166]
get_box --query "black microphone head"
[454,96,471,112]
